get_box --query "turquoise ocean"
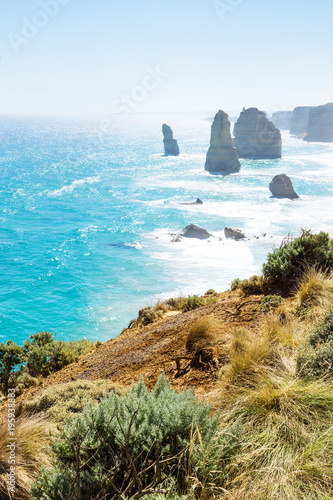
[1,113,333,344]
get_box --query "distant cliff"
[305,103,333,142]
[290,106,312,135]
[162,124,180,155]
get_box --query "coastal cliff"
[290,106,312,135]
[162,124,180,155]
[305,103,333,142]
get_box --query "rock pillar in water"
[162,124,180,155]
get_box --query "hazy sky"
[1,0,332,115]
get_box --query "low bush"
[297,308,333,379]
[257,295,285,313]
[263,229,333,289]
[17,379,122,422]
[138,306,164,325]
[166,294,216,313]
[31,373,241,499]
[230,275,264,294]
[0,340,25,393]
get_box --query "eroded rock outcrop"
[290,106,312,135]
[162,124,179,156]
[181,224,211,239]
[224,227,245,240]
[271,111,292,130]
[205,110,240,174]
[269,174,299,199]
[234,108,282,159]
[305,103,333,142]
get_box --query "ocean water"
[1,113,333,344]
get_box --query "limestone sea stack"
[234,108,282,159]
[269,174,299,199]
[204,110,240,174]
[271,111,292,130]
[290,107,312,135]
[162,124,179,155]
[304,103,333,142]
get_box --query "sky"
[0,0,332,116]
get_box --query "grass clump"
[230,275,264,294]
[31,373,241,499]
[0,415,51,500]
[138,305,164,325]
[17,379,122,422]
[263,229,333,291]
[218,375,333,499]
[186,317,217,368]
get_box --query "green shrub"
[31,373,241,499]
[24,332,96,377]
[263,230,333,288]
[297,308,333,379]
[230,275,264,294]
[0,340,25,393]
[181,295,205,312]
[205,289,217,296]
[258,295,285,313]
[138,306,164,325]
[166,294,216,313]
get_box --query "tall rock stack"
[304,103,333,142]
[234,108,282,159]
[162,124,180,155]
[290,106,312,135]
[204,110,240,174]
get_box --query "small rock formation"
[290,106,312,135]
[271,111,292,130]
[181,224,211,239]
[205,110,240,174]
[269,174,299,199]
[304,103,333,142]
[234,108,282,159]
[224,227,245,240]
[162,124,179,156]
[180,198,203,205]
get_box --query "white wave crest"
[47,176,100,197]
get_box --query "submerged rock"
[271,111,292,130]
[290,106,312,135]
[181,224,211,239]
[224,227,245,240]
[305,103,333,142]
[234,108,282,159]
[180,198,203,205]
[162,124,180,155]
[269,174,299,199]
[205,110,240,174]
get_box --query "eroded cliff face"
[290,106,312,135]
[305,103,333,143]
[204,110,240,174]
[234,108,282,159]
[162,124,180,155]
[271,111,292,130]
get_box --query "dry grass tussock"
[0,414,51,500]
[295,267,333,310]
[186,317,218,367]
